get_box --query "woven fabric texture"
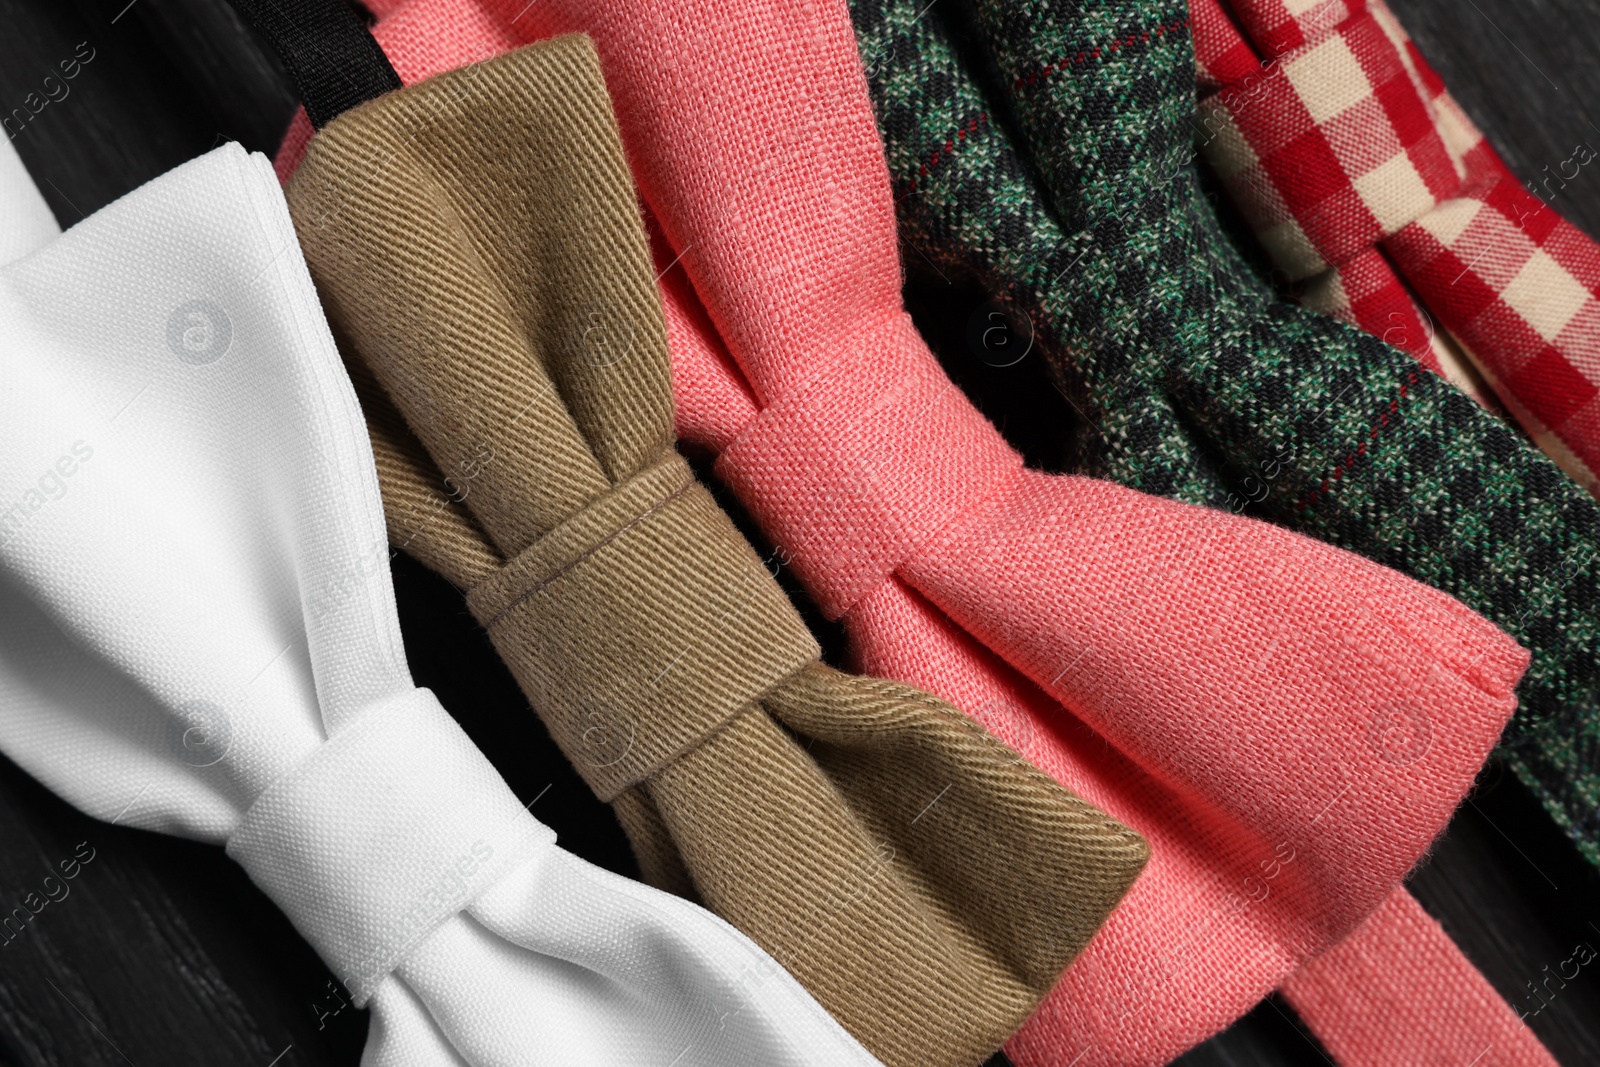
[0,142,891,1067]
[0,138,57,263]
[272,3,1547,1065]
[228,0,401,128]
[1277,889,1560,1066]
[849,0,1600,875]
[285,37,1150,1067]
[1192,0,1600,497]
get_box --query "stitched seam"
[482,478,696,629]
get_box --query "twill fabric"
[273,3,1539,1066]
[849,1,1568,1063]
[1191,0,1600,497]
[0,143,891,1067]
[283,36,1150,1067]
[850,0,1600,879]
[272,2,1536,1067]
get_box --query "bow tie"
[1185,0,1600,872]
[0,140,891,1067]
[277,32,1150,1067]
[268,0,1539,1065]
[849,1,1578,1063]
[1192,0,1600,496]
[851,0,1600,879]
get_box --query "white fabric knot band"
[0,141,885,1066]
[226,687,555,1004]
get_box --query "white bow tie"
[0,139,883,1067]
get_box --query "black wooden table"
[0,1,1596,1065]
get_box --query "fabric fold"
[848,0,1600,875]
[272,2,1539,1064]
[1192,0,1600,496]
[847,0,1570,1062]
[283,35,1150,1067]
[0,139,58,263]
[0,140,891,1067]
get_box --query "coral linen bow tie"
[1192,0,1600,497]
[1190,0,1600,874]
[0,142,893,1067]
[268,2,1537,1065]
[274,33,1150,1067]
[849,2,1576,1063]
[0,141,57,263]
[851,0,1600,879]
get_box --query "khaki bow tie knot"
[287,35,1148,1067]
[465,450,819,802]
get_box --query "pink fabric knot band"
[717,312,1021,619]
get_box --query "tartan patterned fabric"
[847,0,1600,870]
[1197,3,1458,280]
[1193,0,1600,495]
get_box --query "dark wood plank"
[1388,0,1600,244]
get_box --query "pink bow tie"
[1192,0,1600,496]
[275,1,1537,1063]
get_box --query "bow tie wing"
[0,140,892,1067]
[0,144,378,823]
[465,2,1553,1063]
[347,353,503,589]
[286,36,1150,1067]
[507,0,905,407]
[965,0,1600,810]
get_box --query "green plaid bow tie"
[850,0,1600,863]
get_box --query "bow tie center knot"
[226,688,556,1005]
[465,451,821,801]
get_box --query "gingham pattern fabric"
[1194,0,1600,495]
[1196,2,1457,279]
[1190,0,1458,389]
[849,0,1600,876]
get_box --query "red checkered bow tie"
[1192,0,1600,496]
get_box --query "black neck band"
[229,0,401,128]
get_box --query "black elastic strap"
[229,0,402,128]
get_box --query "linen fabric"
[282,36,1151,1067]
[850,0,1600,875]
[0,142,889,1067]
[273,2,1540,1065]
[849,1,1568,1062]
[1192,0,1600,497]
